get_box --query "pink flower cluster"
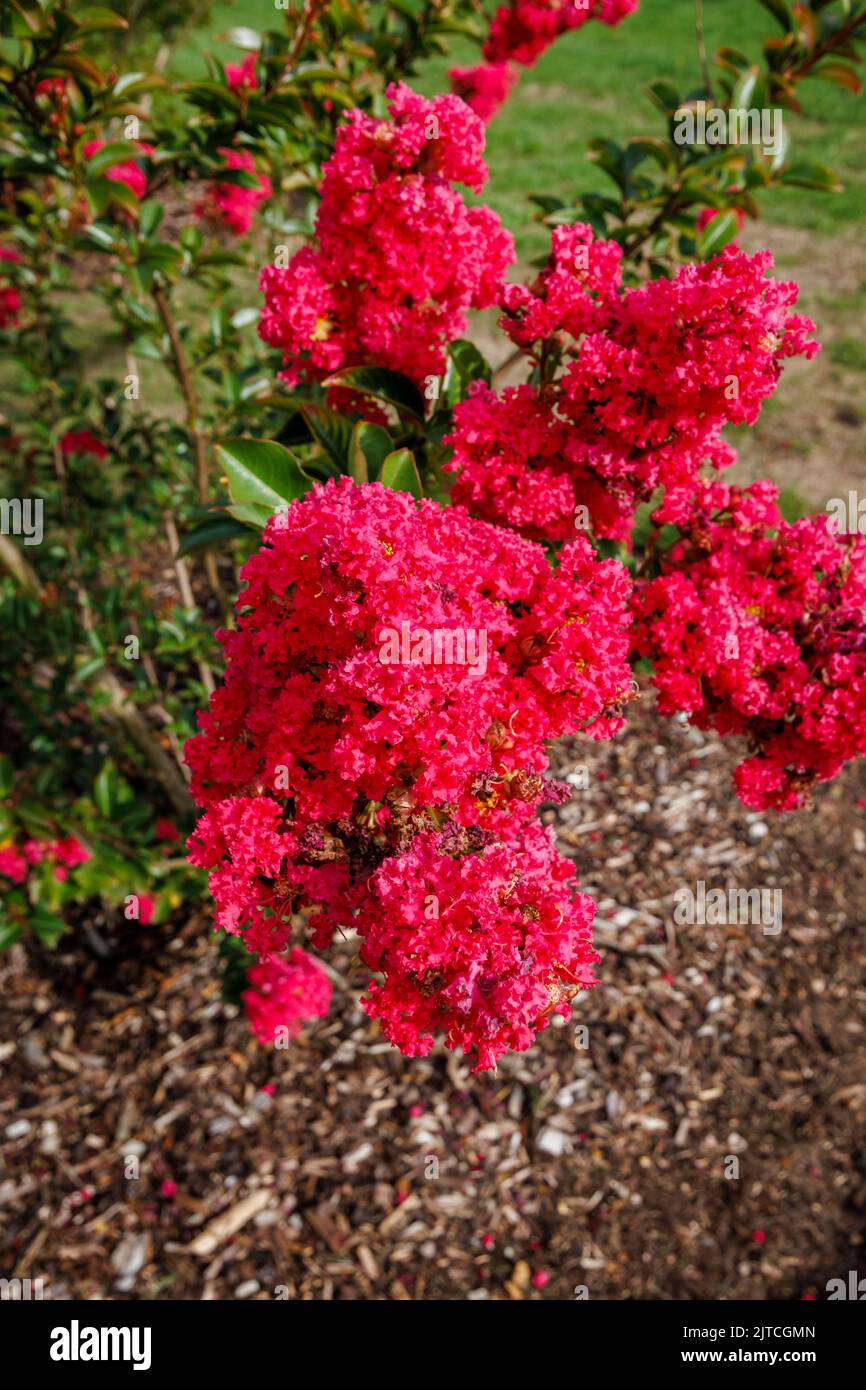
[632,481,866,810]
[258,83,514,398]
[451,0,639,122]
[243,947,332,1045]
[60,430,108,458]
[226,52,258,92]
[448,229,818,540]
[196,148,272,236]
[358,821,597,1071]
[450,61,517,124]
[0,835,90,885]
[187,478,633,1067]
[83,138,154,202]
[0,246,21,330]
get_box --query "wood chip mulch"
[2,696,866,1300]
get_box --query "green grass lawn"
[166,0,866,261]
[417,0,866,259]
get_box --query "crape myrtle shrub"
[1,0,865,1069]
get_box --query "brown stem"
[151,280,231,622]
[788,11,866,83]
[621,184,683,263]
[0,512,193,815]
[164,513,216,699]
[491,344,526,386]
[94,671,195,815]
[286,0,327,69]
[0,533,41,598]
[695,0,715,100]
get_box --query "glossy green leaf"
[696,209,742,259]
[350,422,393,483]
[217,437,315,511]
[380,448,423,498]
[322,367,425,420]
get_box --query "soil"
[2,698,865,1301]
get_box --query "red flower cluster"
[226,52,258,92]
[449,61,517,124]
[0,835,90,885]
[451,0,639,122]
[243,947,332,1045]
[196,147,272,236]
[485,0,638,66]
[0,246,21,329]
[448,228,817,540]
[60,430,109,458]
[187,478,633,1067]
[358,821,598,1071]
[83,138,154,202]
[258,83,514,397]
[632,482,866,810]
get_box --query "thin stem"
[0,456,193,815]
[151,280,231,623]
[164,513,216,699]
[0,533,41,598]
[695,0,715,100]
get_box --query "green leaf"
[230,306,259,330]
[350,422,393,483]
[138,200,163,238]
[217,437,314,512]
[225,501,275,531]
[626,136,677,173]
[176,515,254,556]
[94,760,117,818]
[74,7,129,32]
[0,920,22,951]
[74,655,107,684]
[811,61,862,94]
[715,46,752,75]
[301,405,354,471]
[180,225,202,255]
[757,0,791,31]
[729,65,761,111]
[645,79,681,114]
[380,448,423,499]
[43,52,104,83]
[87,176,140,217]
[82,223,118,251]
[322,367,425,420]
[211,166,262,190]
[445,339,491,406]
[30,908,69,946]
[0,753,13,798]
[220,26,261,48]
[84,141,136,176]
[696,209,742,259]
[781,159,843,192]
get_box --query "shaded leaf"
[323,366,425,420]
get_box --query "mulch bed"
[2,695,866,1300]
